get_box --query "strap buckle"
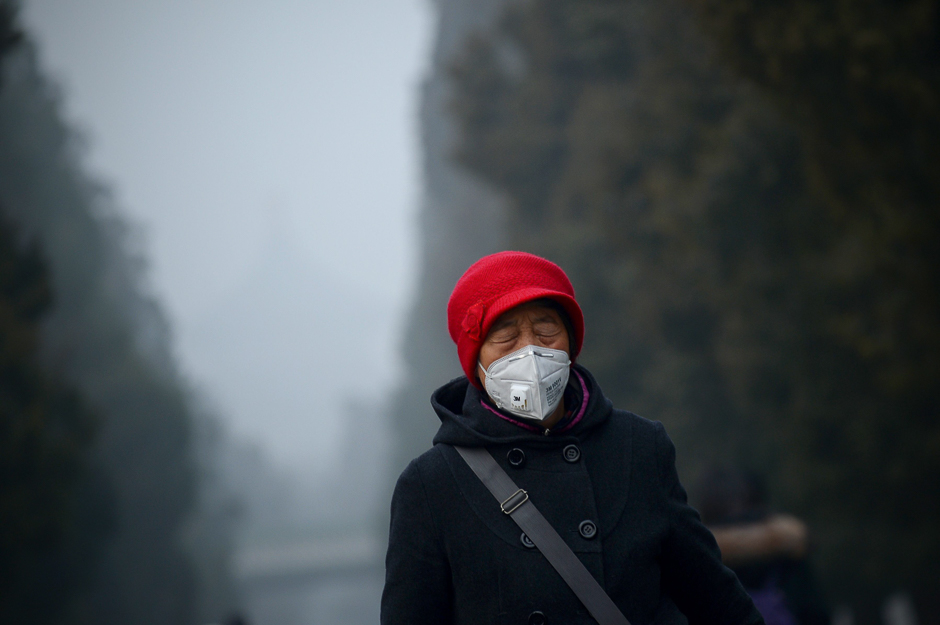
[500,488,529,515]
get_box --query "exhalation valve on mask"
[510,384,529,411]
[479,345,571,421]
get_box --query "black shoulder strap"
[453,445,631,625]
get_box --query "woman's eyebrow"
[531,313,559,323]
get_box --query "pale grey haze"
[22,0,432,473]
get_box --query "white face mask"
[479,345,571,421]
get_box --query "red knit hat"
[447,251,585,388]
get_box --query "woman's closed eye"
[488,328,519,343]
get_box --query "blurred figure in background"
[696,468,829,625]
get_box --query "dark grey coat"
[381,365,763,625]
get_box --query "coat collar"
[431,363,614,448]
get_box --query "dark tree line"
[0,2,237,623]
[449,0,940,622]
[0,212,113,624]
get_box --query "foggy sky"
[22,0,431,472]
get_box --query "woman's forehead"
[489,301,563,330]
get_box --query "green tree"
[0,1,20,63]
[450,0,940,621]
[0,212,114,625]
[452,0,808,476]
[0,2,238,622]
[1,8,112,624]
[684,1,940,619]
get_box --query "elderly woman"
[381,251,763,625]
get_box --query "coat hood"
[431,363,614,448]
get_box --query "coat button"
[562,444,581,463]
[507,448,526,467]
[520,532,536,549]
[579,520,597,539]
[528,611,546,625]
